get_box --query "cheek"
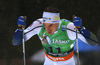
[45,27,53,32]
[45,27,51,31]
[51,27,56,32]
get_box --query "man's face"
[43,23,59,35]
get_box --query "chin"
[48,33,53,35]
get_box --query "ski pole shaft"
[72,15,80,65]
[22,28,26,65]
[76,28,80,65]
[22,16,27,65]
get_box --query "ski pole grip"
[22,16,27,29]
[18,16,27,29]
[72,15,81,29]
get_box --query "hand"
[17,16,26,28]
[72,15,82,28]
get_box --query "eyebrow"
[49,24,53,27]
[44,24,53,27]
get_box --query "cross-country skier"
[12,6,98,65]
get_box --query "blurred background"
[0,0,100,65]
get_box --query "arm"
[79,26,98,46]
[12,17,43,46]
[67,22,88,44]
[12,28,23,46]
[67,22,98,46]
[72,16,99,46]
[12,16,26,46]
[24,18,43,41]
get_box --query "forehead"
[43,23,53,26]
[43,23,58,26]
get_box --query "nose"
[46,27,50,32]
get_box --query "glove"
[73,17,82,27]
[17,16,26,26]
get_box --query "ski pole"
[19,16,27,65]
[23,16,27,65]
[72,15,80,65]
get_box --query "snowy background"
[0,0,100,65]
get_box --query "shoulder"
[61,19,74,27]
[25,18,43,32]
[67,22,75,28]
[62,19,75,40]
[33,18,43,26]
[28,18,43,28]
[61,19,71,22]
[35,18,43,24]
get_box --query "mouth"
[48,31,51,34]
[47,31,53,35]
